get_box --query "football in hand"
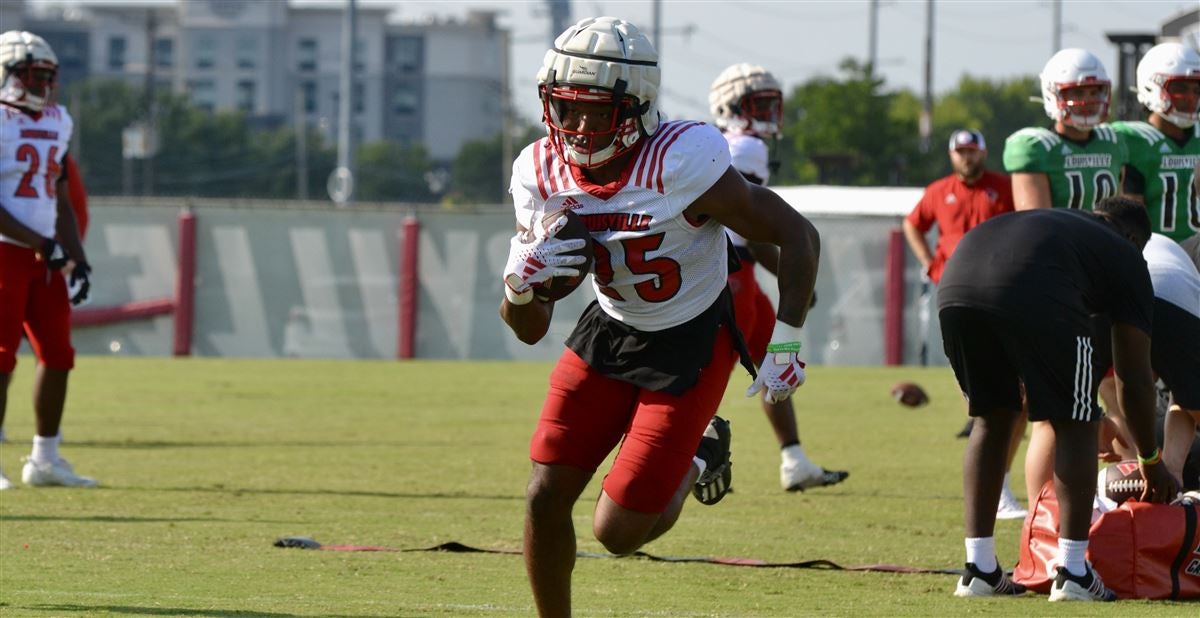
[891,382,929,407]
[1098,459,1145,507]
[531,209,594,302]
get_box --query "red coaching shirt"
[906,169,1013,283]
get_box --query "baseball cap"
[948,129,986,152]
[727,133,770,182]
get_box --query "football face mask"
[1,61,56,112]
[737,90,783,137]
[1160,77,1200,127]
[1054,83,1110,129]
[543,84,641,169]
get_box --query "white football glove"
[502,214,587,305]
[746,319,807,404]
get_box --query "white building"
[17,0,508,163]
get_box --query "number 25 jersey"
[510,120,732,332]
[0,103,73,246]
[1003,125,1127,211]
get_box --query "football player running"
[1002,48,1128,509]
[708,63,847,492]
[500,17,819,617]
[0,31,94,490]
[1112,42,1200,243]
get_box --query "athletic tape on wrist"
[767,319,802,352]
[504,284,534,306]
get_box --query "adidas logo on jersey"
[561,196,582,210]
[944,194,957,204]
[1160,143,1172,154]
[1061,145,1072,156]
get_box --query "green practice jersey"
[1003,125,1127,211]
[1111,120,1200,242]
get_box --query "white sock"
[31,434,60,463]
[1059,538,1088,577]
[1001,473,1013,494]
[781,444,817,470]
[0,427,6,443]
[965,537,997,572]
[693,456,707,478]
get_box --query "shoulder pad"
[1008,127,1060,151]
[1092,124,1119,143]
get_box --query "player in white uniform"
[1094,200,1200,489]
[500,18,820,617]
[710,63,848,492]
[0,31,94,490]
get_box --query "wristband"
[504,283,534,306]
[766,319,802,353]
[1137,448,1161,466]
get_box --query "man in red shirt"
[903,130,1013,283]
[904,129,1024,519]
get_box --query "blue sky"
[30,0,1197,123]
[387,0,1195,123]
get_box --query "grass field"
[0,357,1193,616]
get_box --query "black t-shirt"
[937,209,1153,335]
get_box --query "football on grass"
[891,382,929,407]
[531,209,594,302]
[1098,459,1145,506]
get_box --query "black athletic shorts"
[1151,298,1200,409]
[939,306,1106,422]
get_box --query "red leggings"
[0,242,75,373]
[729,265,775,361]
[530,326,739,513]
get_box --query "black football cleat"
[693,416,732,505]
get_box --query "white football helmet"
[710,63,783,137]
[537,16,661,168]
[1039,48,1110,129]
[1136,42,1200,129]
[0,30,58,112]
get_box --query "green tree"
[355,141,434,202]
[68,78,340,199]
[937,75,1046,176]
[70,80,142,195]
[774,61,1046,187]
[444,125,543,206]
[775,59,916,186]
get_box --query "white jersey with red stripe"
[0,103,73,246]
[510,120,732,332]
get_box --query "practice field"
[0,357,1191,616]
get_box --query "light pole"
[333,0,357,206]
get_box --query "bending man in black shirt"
[938,198,1178,602]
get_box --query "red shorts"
[530,326,739,514]
[729,265,775,361]
[0,242,75,373]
